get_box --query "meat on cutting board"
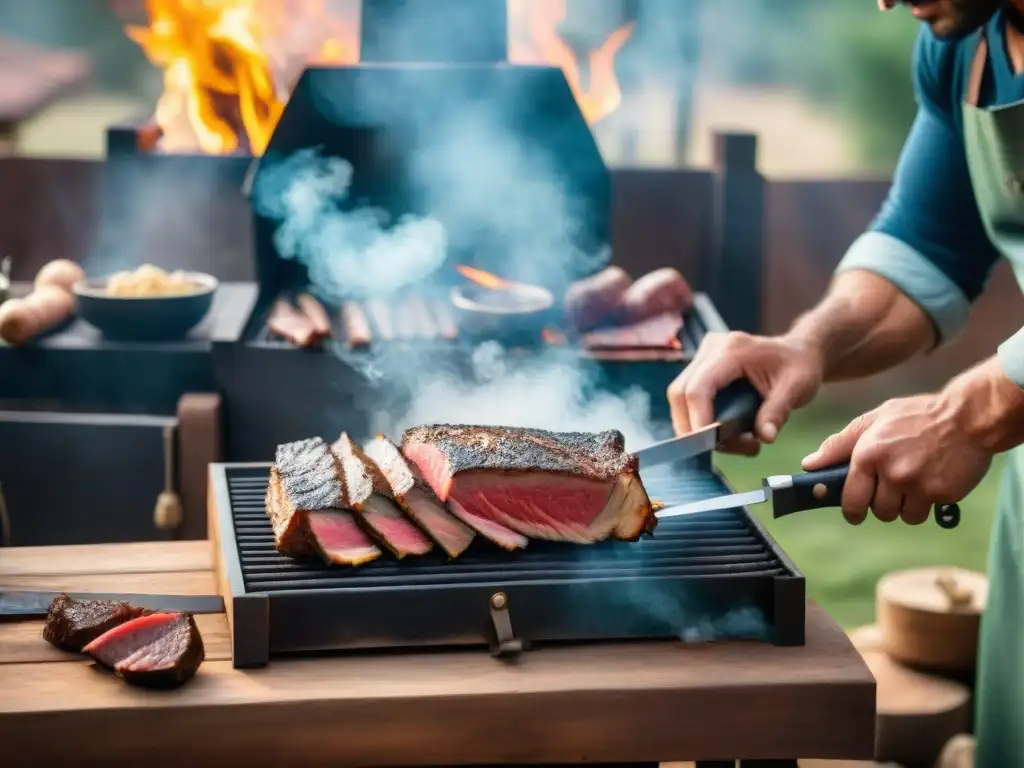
[82,611,205,689]
[363,435,476,558]
[331,433,434,559]
[43,593,149,653]
[265,437,382,568]
[402,425,656,544]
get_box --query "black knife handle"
[771,462,961,528]
[713,378,764,435]
[771,464,849,516]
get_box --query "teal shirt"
[837,11,1024,351]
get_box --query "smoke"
[86,156,252,278]
[251,149,447,300]
[368,341,659,448]
[352,341,770,644]
[242,0,772,644]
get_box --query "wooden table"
[0,541,876,767]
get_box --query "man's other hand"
[667,331,824,454]
[802,394,993,525]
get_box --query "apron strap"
[965,29,989,108]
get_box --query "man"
[667,1,1024,764]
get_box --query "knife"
[634,378,764,467]
[0,590,225,619]
[654,463,961,529]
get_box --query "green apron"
[962,28,1024,768]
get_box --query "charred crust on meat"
[42,593,149,653]
[274,438,346,511]
[401,425,632,480]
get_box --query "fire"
[456,265,512,291]
[123,0,358,155]
[508,0,634,125]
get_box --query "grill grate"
[227,467,786,592]
[211,462,805,667]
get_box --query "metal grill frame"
[210,458,805,668]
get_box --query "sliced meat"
[622,267,693,323]
[268,299,318,347]
[307,510,381,566]
[448,497,528,551]
[83,612,205,689]
[331,433,433,558]
[402,425,655,544]
[563,265,631,333]
[42,593,148,653]
[330,432,387,507]
[358,494,434,558]
[266,437,346,557]
[364,435,476,558]
[582,311,684,350]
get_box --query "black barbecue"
[210,453,805,668]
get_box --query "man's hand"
[802,395,992,525]
[667,331,824,454]
[802,356,1024,525]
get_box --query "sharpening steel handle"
[771,462,961,529]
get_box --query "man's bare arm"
[785,269,937,382]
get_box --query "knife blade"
[633,378,764,467]
[0,590,225,619]
[654,463,962,529]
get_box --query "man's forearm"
[783,269,936,382]
[943,355,1024,454]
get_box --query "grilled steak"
[42,593,149,653]
[363,435,476,558]
[83,611,205,688]
[266,437,346,557]
[331,433,433,558]
[402,425,656,544]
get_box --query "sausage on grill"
[296,293,332,338]
[268,299,318,348]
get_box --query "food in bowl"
[105,264,206,298]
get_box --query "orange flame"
[509,0,633,125]
[124,0,358,155]
[456,265,512,290]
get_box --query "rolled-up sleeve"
[998,331,1024,388]
[835,30,1001,346]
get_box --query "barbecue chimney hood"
[244,1,612,301]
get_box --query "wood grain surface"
[0,539,876,766]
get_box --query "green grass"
[714,400,1001,629]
